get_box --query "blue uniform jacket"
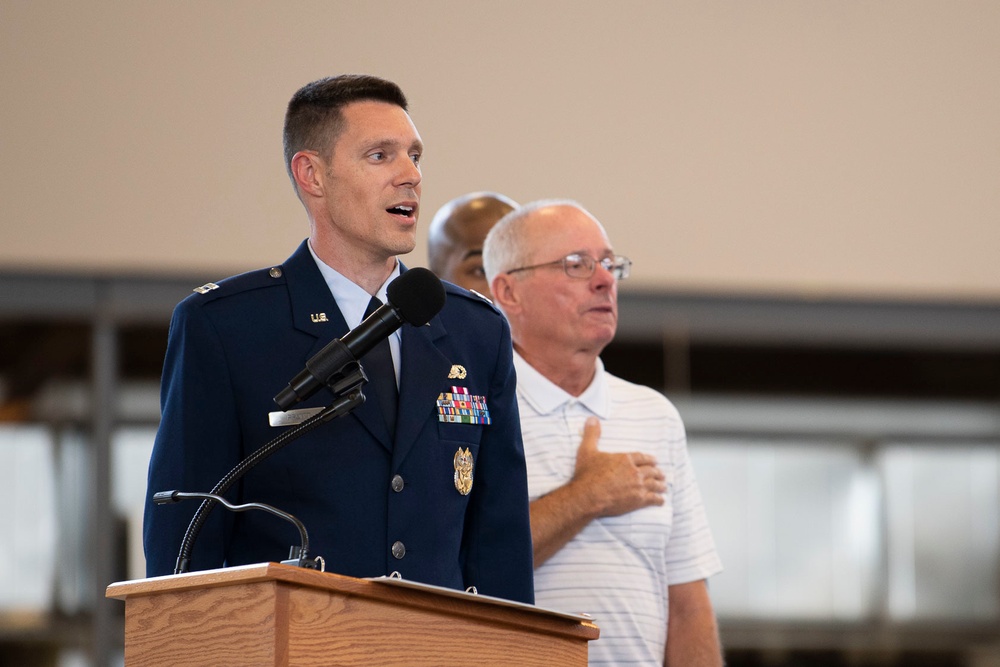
[143,239,534,604]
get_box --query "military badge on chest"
[436,385,491,425]
[454,447,474,495]
[437,369,484,495]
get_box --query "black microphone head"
[152,490,180,505]
[387,267,446,326]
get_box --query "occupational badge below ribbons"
[454,447,474,495]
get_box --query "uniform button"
[269,267,282,278]
[391,474,404,492]
[391,541,406,559]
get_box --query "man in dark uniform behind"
[143,75,534,604]
[428,191,518,298]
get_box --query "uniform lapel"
[394,314,450,466]
[282,239,393,450]
[284,240,345,345]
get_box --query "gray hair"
[482,199,592,285]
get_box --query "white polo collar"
[513,351,610,419]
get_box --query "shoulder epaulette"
[443,282,502,315]
[189,265,286,302]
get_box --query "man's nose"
[396,156,421,188]
[591,261,616,290]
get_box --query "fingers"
[629,451,661,471]
[575,418,665,494]
[644,472,668,496]
[576,416,602,457]
[634,454,667,500]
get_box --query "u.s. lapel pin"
[310,312,329,323]
[448,364,467,380]
[454,447,474,495]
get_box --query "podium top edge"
[106,562,599,637]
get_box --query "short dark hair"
[283,74,408,185]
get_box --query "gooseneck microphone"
[154,490,323,570]
[274,267,446,410]
[169,381,366,574]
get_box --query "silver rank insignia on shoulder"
[454,447,474,495]
[193,282,219,294]
[448,364,467,380]
[310,313,329,323]
[469,289,493,305]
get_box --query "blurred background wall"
[1,2,999,666]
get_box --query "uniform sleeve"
[460,315,535,603]
[142,299,242,576]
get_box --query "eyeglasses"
[506,253,632,281]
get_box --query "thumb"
[576,416,602,458]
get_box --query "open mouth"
[386,205,415,219]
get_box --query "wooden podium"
[106,562,599,666]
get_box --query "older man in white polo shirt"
[484,200,723,666]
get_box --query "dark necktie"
[363,295,398,441]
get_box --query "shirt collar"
[513,351,610,419]
[308,242,401,329]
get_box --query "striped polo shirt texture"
[514,352,723,666]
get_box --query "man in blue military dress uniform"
[142,75,534,604]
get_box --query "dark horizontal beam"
[3,272,1000,349]
[618,287,1000,350]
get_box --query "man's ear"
[490,273,521,315]
[290,150,325,198]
